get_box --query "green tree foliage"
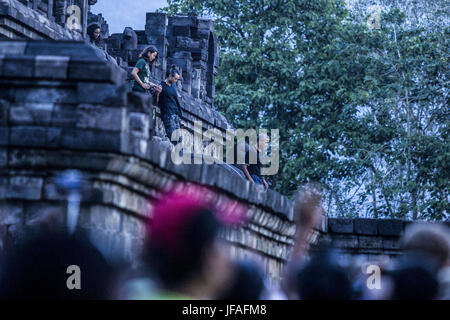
[162,0,449,220]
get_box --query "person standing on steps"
[158,65,183,144]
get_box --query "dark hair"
[167,64,181,78]
[0,230,115,300]
[139,45,159,66]
[216,260,266,300]
[87,23,102,46]
[387,253,440,300]
[142,208,221,290]
[296,246,353,300]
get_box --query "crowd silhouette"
[0,182,448,300]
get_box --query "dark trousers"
[250,174,264,185]
[162,112,181,144]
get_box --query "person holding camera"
[131,46,162,96]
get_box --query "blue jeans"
[162,113,181,144]
[251,174,264,185]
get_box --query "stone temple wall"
[0,0,87,40]
[0,40,297,287]
[1,40,441,286]
[322,218,450,266]
[0,1,444,288]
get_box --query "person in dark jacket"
[158,65,183,144]
[240,133,270,190]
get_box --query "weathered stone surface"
[383,238,401,250]
[355,218,378,235]
[69,60,126,84]
[328,218,354,234]
[88,205,122,231]
[0,54,4,78]
[51,104,78,127]
[76,105,127,132]
[248,183,266,206]
[26,42,103,59]
[331,235,359,249]
[0,200,23,225]
[42,180,65,201]
[0,41,27,55]
[122,214,146,238]
[77,82,127,107]
[9,103,54,125]
[0,146,6,167]
[61,129,125,152]
[7,148,49,167]
[46,127,62,148]
[358,236,383,250]
[129,112,149,139]
[6,176,43,200]
[0,99,8,125]
[0,127,8,146]
[24,201,64,226]
[2,55,34,78]
[15,87,77,104]
[34,55,69,79]
[9,126,46,147]
[127,92,153,113]
[378,219,404,236]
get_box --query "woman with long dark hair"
[131,46,162,94]
[87,23,102,47]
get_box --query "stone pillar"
[47,0,54,19]
[191,68,201,100]
[169,51,192,95]
[54,0,67,25]
[145,13,168,80]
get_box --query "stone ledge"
[3,145,294,221]
[378,219,404,236]
[328,218,354,234]
[354,218,378,235]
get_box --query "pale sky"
[91,0,168,34]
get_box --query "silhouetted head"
[296,246,353,300]
[386,253,440,300]
[0,230,115,300]
[216,260,266,300]
[142,185,245,298]
[401,223,450,270]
